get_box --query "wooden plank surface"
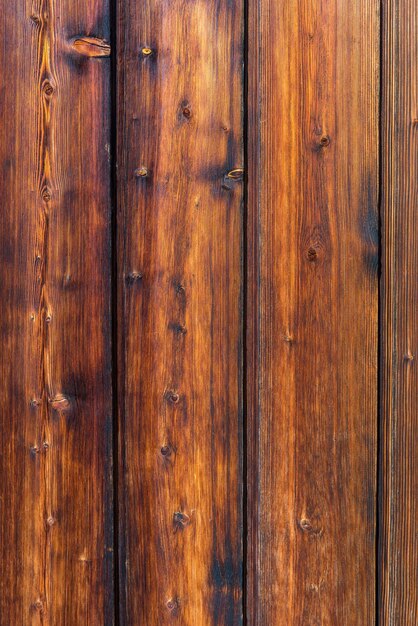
[0,2,113,623]
[380,0,418,622]
[116,0,244,624]
[247,1,379,623]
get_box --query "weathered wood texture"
[3,1,417,623]
[0,2,113,624]
[380,0,418,622]
[247,1,379,624]
[116,0,244,624]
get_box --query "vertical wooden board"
[380,0,418,622]
[0,1,113,623]
[116,0,243,624]
[247,1,379,624]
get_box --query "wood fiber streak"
[116,0,243,624]
[380,0,418,622]
[0,1,113,624]
[247,1,379,624]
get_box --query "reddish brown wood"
[0,1,113,623]
[380,0,418,622]
[247,1,380,623]
[116,0,244,623]
[1,1,415,622]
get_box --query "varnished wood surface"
[380,0,418,622]
[247,1,379,624]
[0,2,113,624]
[116,0,244,623]
[1,1,416,623]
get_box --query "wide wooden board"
[0,1,113,623]
[116,0,244,623]
[247,1,380,623]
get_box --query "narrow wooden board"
[380,0,418,622]
[247,1,379,623]
[0,2,113,623]
[116,0,244,623]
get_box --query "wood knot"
[62,273,75,289]
[42,80,54,98]
[30,14,41,26]
[78,553,92,564]
[307,247,318,262]
[299,518,312,531]
[32,598,45,614]
[166,597,181,614]
[173,511,190,532]
[41,187,52,202]
[141,47,153,57]
[49,394,71,412]
[125,271,143,285]
[135,166,149,178]
[160,445,172,457]
[182,106,192,119]
[309,580,324,594]
[298,517,323,537]
[168,322,187,335]
[71,36,111,58]
[312,134,331,152]
[165,390,180,404]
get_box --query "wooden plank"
[116,0,244,623]
[380,0,418,622]
[247,1,379,623]
[0,2,113,623]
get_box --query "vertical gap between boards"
[110,0,120,621]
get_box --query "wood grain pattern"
[2,1,415,622]
[0,1,113,623]
[380,0,418,622]
[116,0,244,623]
[247,1,379,624]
